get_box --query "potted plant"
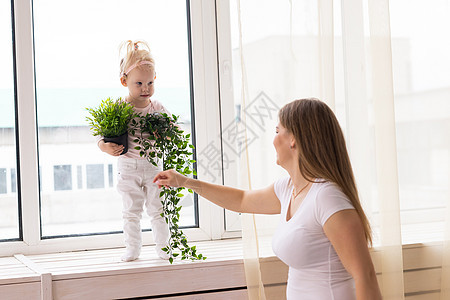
[131,112,205,263]
[86,97,137,154]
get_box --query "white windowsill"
[0,237,286,299]
[0,237,446,299]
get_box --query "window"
[32,0,197,238]
[4,0,448,257]
[0,0,20,241]
[86,164,104,189]
[0,169,6,194]
[108,164,114,188]
[1,0,221,256]
[53,165,72,191]
[217,0,450,245]
[76,165,82,189]
[10,168,16,193]
[218,0,302,233]
[389,0,450,244]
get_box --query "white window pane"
[0,0,20,241]
[390,0,450,244]
[223,0,318,231]
[33,0,196,237]
[222,0,450,245]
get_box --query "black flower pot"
[104,132,128,155]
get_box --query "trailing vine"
[130,112,205,263]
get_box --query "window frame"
[215,0,242,233]
[0,0,239,257]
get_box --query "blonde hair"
[119,40,155,77]
[279,98,373,246]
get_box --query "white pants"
[117,157,169,249]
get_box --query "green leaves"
[87,100,204,263]
[134,111,205,264]
[86,97,138,138]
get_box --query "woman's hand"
[98,140,124,156]
[153,169,188,189]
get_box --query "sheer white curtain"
[221,0,450,299]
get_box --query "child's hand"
[98,140,124,156]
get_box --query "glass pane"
[224,0,320,231]
[53,165,72,191]
[0,169,7,194]
[0,0,20,241]
[86,164,104,189]
[33,0,196,237]
[390,0,450,244]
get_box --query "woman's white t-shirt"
[272,177,356,300]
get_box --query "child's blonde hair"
[119,40,155,78]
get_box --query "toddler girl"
[98,40,169,261]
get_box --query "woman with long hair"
[153,98,381,299]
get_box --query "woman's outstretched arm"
[153,169,281,214]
